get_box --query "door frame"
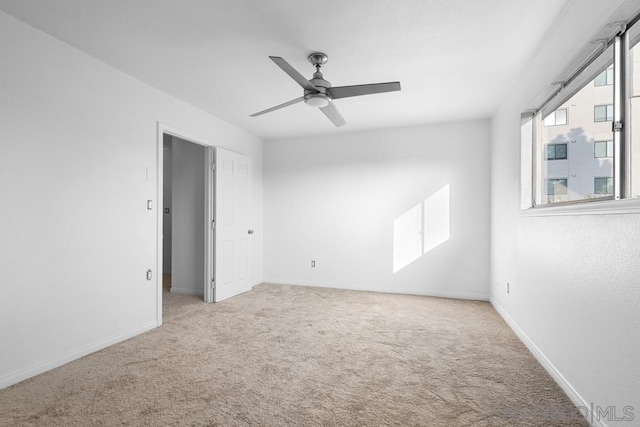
[156,122,215,324]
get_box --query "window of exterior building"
[546,179,568,196]
[594,140,614,158]
[594,67,614,86]
[543,109,568,126]
[546,143,568,160]
[594,104,614,122]
[595,177,614,194]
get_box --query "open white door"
[214,147,253,302]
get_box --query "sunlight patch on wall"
[423,184,450,254]
[392,203,423,273]
[393,184,450,273]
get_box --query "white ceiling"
[0,0,567,140]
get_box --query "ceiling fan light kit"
[250,52,401,127]
[304,93,331,108]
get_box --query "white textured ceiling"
[0,0,567,140]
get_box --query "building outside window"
[534,71,614,205]
[532,47,613,206]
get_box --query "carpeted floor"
[0,280,586,426]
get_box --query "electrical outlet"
[311,260,316,268]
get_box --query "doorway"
[155,123,254,325]
[156,124,215,326]
[162,134,206,299]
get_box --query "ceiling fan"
[250,52,401,127]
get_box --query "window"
[546,143,568,160]
[594,140,613,158]
[531,42,614,206]
[595,177,613,194]
[594,67,614,86]
[546,179,568,195]
[543,109,567,126]
[594,104,614,122]
[523,12,640,210]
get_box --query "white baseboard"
[490,298,601,427]
[0,321,158,390]
[170,287,204,296]
[263,279,489,301]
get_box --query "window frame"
[594,177,614,195]
[543,108,568,126]
[546,178,568,196]
[594,140,614,158]
[594,67,614,86]
[522,31,630,213]
[594,104,614,122]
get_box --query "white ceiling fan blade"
[320,103,346,127]
[328,82,401,99]
[250,96,304,117]
[269,56,318,92]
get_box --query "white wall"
[170,137,205,296]
[490,0,639,419]
[264,120,491,299]
[0,11,263,388]
[162,135,173,273]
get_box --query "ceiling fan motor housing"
[304,77,332,108]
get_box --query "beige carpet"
[0,281,586,426]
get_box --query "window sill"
[519,197,640,217]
